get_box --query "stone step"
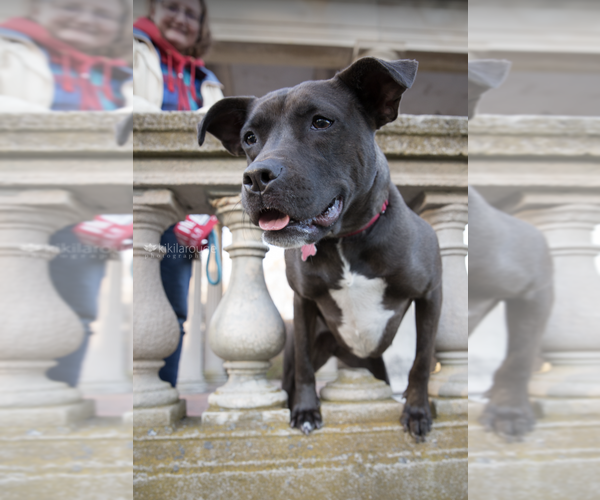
[134,415,467,500]
[0,418,133,500]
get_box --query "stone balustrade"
[0,111,468,497]
[468,115,600,406]
[132,111,468,424]
[0,112,133,498]
[131,111,468,497]
[0,113,132,426]
[468,114,600,500]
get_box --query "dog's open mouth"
[258,197,343,232]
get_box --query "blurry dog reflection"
[469,60,553,438]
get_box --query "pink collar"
[301,199,388,261]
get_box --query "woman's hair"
[148,0,212,58]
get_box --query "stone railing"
[469,115,600,403]
[468,115,600,500]
[0,111,468,497]
[0,112,133,498]
[0,113,132,426]
[132,111,468,424]
[131,112,468,498]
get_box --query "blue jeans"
[47,224,194,389]
[158,225,195,387]
[47,225,110,387]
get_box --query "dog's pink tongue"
[259,211,290,231]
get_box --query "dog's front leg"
[289,293,322,435]
[402,286,442,441]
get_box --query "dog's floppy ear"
[197,97,255,156]
[336,57,418,129]
[468,60,511,119]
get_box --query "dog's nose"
[242,160,283,194]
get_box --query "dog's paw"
[480,402,535,441]
[401,402,432,442]
[290,408,323,435]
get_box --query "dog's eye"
[311,116,333,130]
[244,132,257,145]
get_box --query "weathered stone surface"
[134,416,467,500]
[129,400,187,428]
[0,112,132,214]
[0,401,94,427]
[0,418,133,500]
[469,115,600,157]
[469,401,600,500]
[133,112,467,158]
[320,368,393,402]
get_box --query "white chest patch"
[329,247,394,358]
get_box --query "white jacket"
[133,32,223,113]
[0,28,133,112]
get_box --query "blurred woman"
[134,1,224,387]
[0,0,132,111]
[133,0,223,111]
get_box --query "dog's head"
[198,57,417,248]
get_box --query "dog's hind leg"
[481,284,553,439]
[469,298,499,335]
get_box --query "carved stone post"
[520,203,600,409]
[204,196,287,415]
[420,195,469,411]
[131,189,185,426]
[0,190,94,426]
[203,224,227,384]
[177,254,207,394]
[79,252,132,394]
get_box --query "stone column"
[203,224,227,384]
[419,194,469,413]
[177,254,207,394]
[131,189,185,426]
[79,252,132,394]
[0,189,94,426]
[203,196,287,421]
[520,203,600,410]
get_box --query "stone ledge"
[430,397,468,418]
[469,114,600,157]
[321,399,402,425]
[0,418,132,500]
[128,400,186,428]
[0,400,94,428]
[134,417,467,500]
[132,113,467,158]
[201,408,291,431]
[469,416,600,500]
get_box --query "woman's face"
[32,0,124,54]
[150,0,202,52]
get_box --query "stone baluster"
[131,189,185,426]
[0,189,94,426]
[518,203,600,411]
[79,251,132,394]
[203,224,227,384]
[203,196,287,418]
[419,194,469,412]
[177,254,207,394]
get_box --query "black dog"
[198,57,442,440]
[469,60,554,437]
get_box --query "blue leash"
[206,229,222,285]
